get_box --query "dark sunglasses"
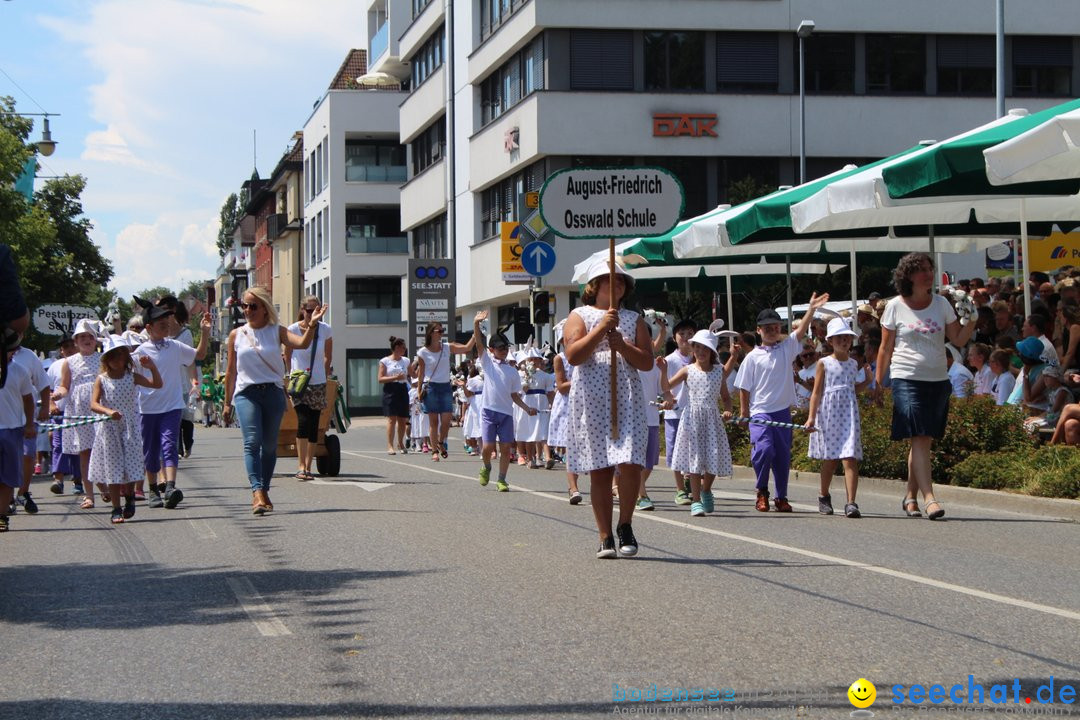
[240,302,260,311]
[303,306,318,313]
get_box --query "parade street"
[1,421,1078,720]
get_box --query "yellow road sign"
[525,191,539,209]
[501,222,530,283]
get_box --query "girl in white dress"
[661,329,733,518]
[518,350,554,468]
[408,383,430,453]
[54,319,103,509]
[89,336,162,524]
[462,367,483,455]
[564,260,652,559]
[805,318,872,518]
[548,348,581,503]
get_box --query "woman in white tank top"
[223,286,325,514]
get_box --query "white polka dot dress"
[88,372,145,485]
[808,356,863,461]
[670,365,732,477]
[567,306,647,473]
[62,352,101,454]
[547,353,573,448]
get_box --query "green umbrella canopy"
[881,98,1080,199]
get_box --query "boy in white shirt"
[474,313,536,492]
[0,334,36,532]
[734,295,829,512]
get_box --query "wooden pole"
[610,238,618,440]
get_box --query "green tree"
[217,193,240,258]
[1,98,113,352]
[725,175,777,206]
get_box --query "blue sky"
[1,0,365,298]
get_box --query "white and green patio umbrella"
[984,107,1080,186]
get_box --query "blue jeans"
[234,383,286,492]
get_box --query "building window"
[346,277,402,324]
[410,25,445,90]
[345,208,406,254]
[717,32,779,93]
[411,0,433,20]
[480,35,544,127]
[644,156,707,218]
[937,35,995,95]
[799,33,856,93]
[346,353,383,412]
[411,119,445,176]
[345,140,407,183]
[304,157,311,204]
[570,30,633,91]
[1013,36,1072,96]
[479,161,546,241]
[644,31,705,91]
[867,34,926,94]
[413,214,448,259]
[480,0,529,42]
[718,157,781,205]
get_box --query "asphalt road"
[1,420,1078,720]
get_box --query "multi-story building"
[263,134,305,328]
[378,0,1080,334]
[302,49,409,415]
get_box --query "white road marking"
[347,450,1080,622]
[189,518,217,539]
[225,577,293,637]
[309,479,392,491]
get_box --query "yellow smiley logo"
[848,678,877,709]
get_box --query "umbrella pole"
[726,267,734,331]
[928,226,936,292]
[1021,199,1031,320]
[610,238,618,440]
[786,254,793,334]
[850,240,858,320]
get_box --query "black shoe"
[20,492,37,515]
[0,515,8,532]
[49,480,63,495]
[844,502,861,518]
[123,496,136,520]
[164,488,184,509]
[72,482,84,496]
[110,507,124,524]
[596,536,617,559]
[148,492,164,509]
[616,523,638,557]
[818,494,834,515]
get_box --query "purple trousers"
[50,427,81,478]
[141,409,181,474]
[749,408,792,498]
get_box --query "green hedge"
[728,395,1052,488]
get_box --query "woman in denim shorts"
[414,322,476,462]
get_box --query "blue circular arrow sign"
[522,240,556,277]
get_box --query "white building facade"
[374,0,1080,334]
[302,84,409,414]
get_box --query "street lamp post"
[797,20,815,184]
[0,111,59,156]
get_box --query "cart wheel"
[316,434,341,477]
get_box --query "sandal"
[902,497,921,518]
[925,500,945,521]
[80,496,95,510]
[110,508,124,524]
[432,451,440,462]
[293,471,308,480]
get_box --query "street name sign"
[33,305,98,335]
[539,167,685,240]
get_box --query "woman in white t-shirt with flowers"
[876,253,975,521]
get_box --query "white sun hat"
[825,317,858,339]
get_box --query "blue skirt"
[890,378,952,440]
[420,381,453,414]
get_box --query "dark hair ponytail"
[389,335,405,351]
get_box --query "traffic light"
[531,291,550,324]
[512,306,532,343]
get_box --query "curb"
[729,465,1080,523]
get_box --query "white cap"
[584,258,633,285]
[689,329,719,356]
[525,348,544,360]
[72,318,102,338]
[825,317,858,339]
[101,334,131,359]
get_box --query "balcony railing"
[345,164,407,183]
[346,229,409,254]
[346,307,402,325]
[371,21,389,62]
[267,213,288,240]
